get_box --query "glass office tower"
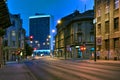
[29,14,53,50]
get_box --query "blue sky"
[7,0,94,36]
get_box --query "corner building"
[55,10,94,59]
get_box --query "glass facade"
[29,15,51,50]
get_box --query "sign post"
[96,37,102,45]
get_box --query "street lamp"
[57,20,61,24]
[52,29,55,33]
[93,18,97,62]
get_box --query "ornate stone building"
[95,0,120,60]
[3,14,26,61]
[55,10,94,59]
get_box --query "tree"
[0,29,5,37]
[25,43,33,56]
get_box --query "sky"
[7,0,94,36]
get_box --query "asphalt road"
[24,57,120,80]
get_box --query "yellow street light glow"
[48,35,51,38]
[57,20,61,24]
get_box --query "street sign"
[96,37,102,45]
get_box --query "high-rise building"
[95,0,120,60]
[29,14,53,51]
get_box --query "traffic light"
[80,46,86,51]
[34,48,37,51]
[29,36,33,41]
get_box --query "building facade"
[29,14,53,51]
[95,0,120,60]
[3,14,26,61]
[0,0,11,66]
[55,10,94,59]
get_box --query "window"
[12,31,16,36]
[78,23,82,31]
[12,41,15,47]
[105,21,109,33]
[98,7,101,17]
[114,17,119,31]
[12,21,15,26]
[98,24,101,34]
[114,38,119,49]
[105,39,109,50]
[78,33,82,43]
[96,0,101,5]
[90,32,94,42]
[105,0,110,13]
[114,0,119,9]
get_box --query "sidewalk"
[86,59,120,64]
[47,56,120,64]
[0,61,37,80]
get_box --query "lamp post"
[108,34,110,60]
[52,29,56,57]
[0,33,3,67]
[52,29,55,49]
[107,8,110,60]
[93,18,97,62]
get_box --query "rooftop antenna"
[81,0,87,12]
[84,3,86,11]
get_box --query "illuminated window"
[114,0,119,9]
[12,31,15,36]
[90,32,94,42]
[97,7,101,17]
[105,0,110,13]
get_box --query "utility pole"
[94,0,97,62]
[108,5,110,60]
[94,19,96,62]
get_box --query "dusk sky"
[7,0,94,36]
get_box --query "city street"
[25,57,120,80]
[1,1,120,80]
[1,56,119,80]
